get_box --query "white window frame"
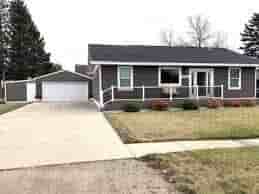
[117,66,134,90]
[228,67,242,90]
[158,67,182,87]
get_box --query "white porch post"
[100,90,104,108]
[221,84,224,100]
[142,85,145,101]
[111,85,114,102]
[196,85,199,100]
[169,87,173,101]
[206,72,209,96]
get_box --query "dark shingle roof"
[75,64,93,75]
[88,44,259,65]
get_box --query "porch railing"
[100,85,224,107]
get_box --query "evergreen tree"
[8,0,55,80]
[240,13,259,58]
[0,0,10,80]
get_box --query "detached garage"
[5,70,92,102]
[36,70,91,102]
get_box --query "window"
[118,66,133,89]
[159,67,182,86]
[228,68,241,89]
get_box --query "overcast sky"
[25,0,258,71]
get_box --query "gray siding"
[214,67,255,98]
[101,66,159,90]
[101,65,191,89]
[6,82,27,101]
[134,66,159,86]
[101,66,117,89]
[100,65,256,109]
[92,68,100,101]
[101,65,189,99]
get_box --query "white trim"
[92,65,99,74]
[224,97,256,100]
[6,101,29,104]
[99,66,103,108]
[5,79,34,84]
[228,67,242,90]
[158,67,182,87]
[69,70,93,80]
[182,75,191,79]
[26,82,36,102]
[105,97,256,104]
[117,66,134,90]
[91,98,101,110]
[189,68,214,97]
[88,65,100,78]
[32,70,64,80]
[90,60,259,67]
[5,70,93,84]
[33,70,93,80]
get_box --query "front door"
[197,72,207,96]
[190,69,214,98]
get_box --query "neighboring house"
[81,44,259,110]
[5,70,92,102]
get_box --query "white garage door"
[42,81,88,102]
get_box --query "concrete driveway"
[0,102,132,170]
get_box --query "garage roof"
[33,70,92,81]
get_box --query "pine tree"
[240,13,259,58]
[8,0,56,80]
[0,0,9,80]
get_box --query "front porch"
[101,85,224,108]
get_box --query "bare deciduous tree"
[160,29,174,46]
[187,15,212,47]
[213,31,228,48]
[174,37,192,47]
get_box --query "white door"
[42,81,88,102]
[27,82,36,102]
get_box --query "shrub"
[123,103,141,112]
[182,100,199,110]
[241,100,256,107]
[151,101,169,111]
[176,184,196,194]
[208,99,223,109]
[224,101,241,107]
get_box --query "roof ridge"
[88,43,226,50]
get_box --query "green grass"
[106,107,259,143]
[141,147,259,194]
[0,103,27,115]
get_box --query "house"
[4,70,92,102]
[80,44,259,110]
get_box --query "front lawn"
[141,147,259,194]
[0,103,27,115]
[106,107,259,143]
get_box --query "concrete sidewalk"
[127,139,259,158]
